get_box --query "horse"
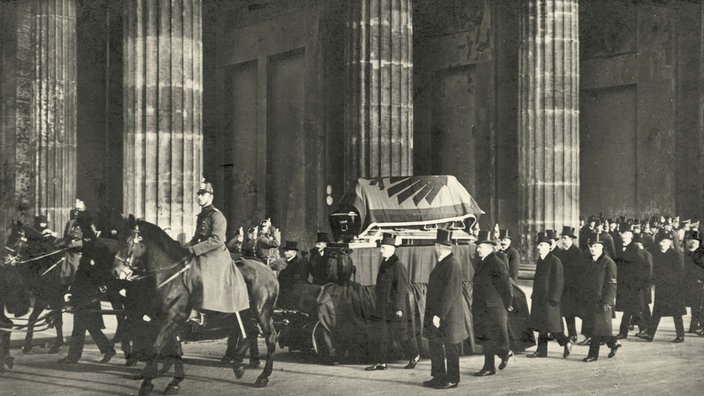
[0,252,31,374]
[111,216,279,395]
[4,221,69,354]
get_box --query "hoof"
[254,376,269,388]
[163,383,181,395]
[233,364,246,379]
[138,381,154,396]
[249,359,261,369]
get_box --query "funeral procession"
[2,0,704,395]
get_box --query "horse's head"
[112,215,147,280]
[4,220,28,258]
[112,215,186,281]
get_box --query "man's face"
[379,244,395,258]
[196,191,213,207]
[537,242,551,256]
[315,242,326,251]
[589,243,604,258]
[476,243,493,259]
[621,231,633,245]
[560,235,573,248]
[434,243,450,259]
[499,237,511,250]
[659,239,672,253]
[283,249,296,260]
[609,223,617,231]
[686,239,700,252]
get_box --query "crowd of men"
[5,180,704,391]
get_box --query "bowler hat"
[197,178,214,194]
[587,232,605,246]
[498,229,512,240]
[379,233,397,247]
[536,232,553,245]
[315,232,331,243]
[560,226,577,239]
[283,240,298,251]
[475,231,496,246]
[435,228,453,246]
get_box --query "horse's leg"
[0,331,11,373]
[22,302,44,353]
[254,309,277,388]
[247,318,261,368]
[230,332,248,379]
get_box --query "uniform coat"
[554,244,585,317]
[423,253,468,344]
[189,204,248,313]
[528,253,564,333]
[652,248,686,316]
[471,252,512,345]
[255,233,280,263]
[582,254,617,337]
[614,243,648,312]
[684,247,704,308]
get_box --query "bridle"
[114,225,186,280]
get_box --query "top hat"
[435,228,453,246]
[656,231,673,242]
[619,222,633,233]
[475,230,496,246]
[685,230,702,242]
[197,178,214,194]
[315,232,331,243]
[498,229,511,240]
[283,240,298,251]
[379,233,398,247]
[35,215,48,224]
[536,232,553,245]
[560,226,577,238]
[545,229,559,241]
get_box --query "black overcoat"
[582,254,617,337]
[615,243,648,312]
[652,248,686,316]
[423,253,468,344]
[684,247,704,308]
[641,248,653,305]
[374,254,409,340]
[501,246,521,281]
[554,244,585,317]
[528,253,564,333]
[308,250,330,285]
[471,252,512,345]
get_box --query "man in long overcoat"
[422,229,468,389]
[682,230,704,334]
[615,226,649,338]
[186,180,248,325]
[308,232,331,285]
[582,234,621,362]
[472,231,513,377]
[633,233,654,338]
[554,226,585,342]
[527,232,572,358]
[636,232,686,342]
[498,230,520,281]
[366,233,419,371]
[276,241,309,310]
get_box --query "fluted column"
[123,0,202,242]
[518,0,580,261]
[344,0,413,182]
[7,0,77,231]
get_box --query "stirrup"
[188,312,206,326]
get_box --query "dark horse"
[111,216,279,395]
[4,221,68,354]
[0,255,31,374]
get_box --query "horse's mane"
[136,220,187,263]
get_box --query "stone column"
[518,0,580,261]
[0,0,77,232]
[344,0,413,181]
[123,0,202,242]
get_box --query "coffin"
[329,176,484,246]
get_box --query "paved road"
[2,284,704,395]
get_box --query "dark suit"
[308,249,329,285]
[528,252,570,353]
[423,252,467,384]
[582,253,619,359]
[649,248,686,338]
[472,252,512,370]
